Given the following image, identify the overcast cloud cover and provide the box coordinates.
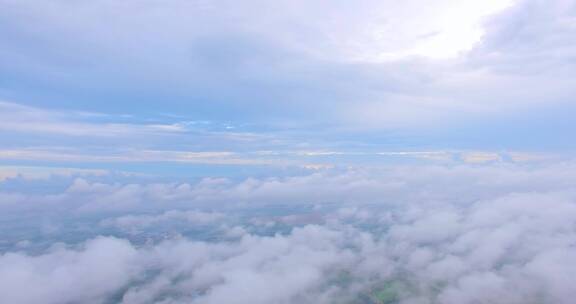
[2,0,576,303]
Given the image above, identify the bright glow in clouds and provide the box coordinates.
[377,0,517,60]
[410,0,517,58]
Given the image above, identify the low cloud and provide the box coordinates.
[100,210,225,233]
[1,163,576,303]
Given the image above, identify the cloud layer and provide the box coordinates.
[2,0,576,127]
[2,1,576,303]
[2,0,576,174]
[2,163,576,303]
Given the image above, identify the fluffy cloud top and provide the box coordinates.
[2,163,576,303]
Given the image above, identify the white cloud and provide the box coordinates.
[461,151,501,163]
[0,0,515,63]
[2,163,576,302]
[0,165,109,181]
[0,227,358,304]
[0,101,187,137]
[0,237,138,304]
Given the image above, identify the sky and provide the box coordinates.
[2,0,576,303]
[1,0,576,176]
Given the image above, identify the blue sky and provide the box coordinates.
[1,0,576,177]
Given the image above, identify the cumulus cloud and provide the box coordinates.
[0,237,138,304]
[2,163,576,303]
[3,162,576,214]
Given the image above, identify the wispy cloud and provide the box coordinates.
[0,101,187,137]
[0,165,110,181]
